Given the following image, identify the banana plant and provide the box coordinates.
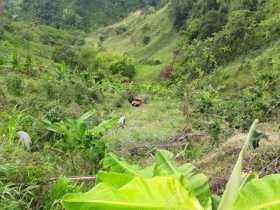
[43,111,117,170]
[64,150,211,210]
[64,176,204,210]
[63,120,280,210]
[43,111,96,149]
[218,120,258,210]
[43,111,117,147]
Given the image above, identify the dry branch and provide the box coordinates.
[49,176,96,182]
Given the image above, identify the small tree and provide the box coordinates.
[143,35,151,45]
[110,58,136,80]
[171,0,193,29]
[241,0,258,11]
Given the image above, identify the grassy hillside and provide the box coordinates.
[90,4,181,82]
[0,0,280,209]
[7,0,161,29]
[93,0,280,166]
[95,4,179,62]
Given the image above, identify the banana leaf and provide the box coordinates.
[233,174,280,210]
[102,153,154,177]
[91,117,117,138]
[63,176,204,210]
[95,171,134,189]
[218,120,258,210]
[154,150,211,209]
[154,150,178,176]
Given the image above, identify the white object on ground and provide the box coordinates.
[118,115,126,127]
[16,131,32,149]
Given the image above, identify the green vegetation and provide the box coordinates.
[7,0,161,30]
[0,0,280,209]
[64,121,280,210]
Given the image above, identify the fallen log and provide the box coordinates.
[129,132,206,155]
[49,176,96,182]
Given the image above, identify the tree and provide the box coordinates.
[197,10,227,40]
[170,0,193,29]
[240,0,258,11]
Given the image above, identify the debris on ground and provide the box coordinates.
[131,97,144,107]
[193,123,280,194]
[118,115,126,128]
[16,131,32,150]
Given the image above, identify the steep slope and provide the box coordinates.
[94,4,179,63]
[95,0,280,159]
[6,0,160,29]
[4,0,166,31]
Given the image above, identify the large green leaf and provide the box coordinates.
[218,120,258,210]
[91,117,117,138]
[101,150,211,209]
[102,153,155,177]
[239,172,258,191]
[178,163,195,177]
[233,174,280,210]
[189,174,212,210]
[154,150,179,176]
[63,176,204,210]
[154,150,211,209]
[102,153,144,176]
[95,171,134,189]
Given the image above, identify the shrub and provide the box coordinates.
[43,112,117,173]
[7,75,24,96]
[0,17,10,40]
[70,35,85,46]
[143,35,151,45]
[46,106,66,123]
[40,32,58,46]
[110,58,136,80]
[43,177,81,210]
[194,86,222,114]
[162,65,173,80]
[41,80,59,99]
[23,55,36,75]
[140,58,161,65]
[112,91,135,108]
[176,9,267,81]
[241,0,259,11]
[52,45,81,69]
[72,82,92,105]
[21,30,33,41]
[184,18,201,40]
[196,10,227,40]
[213,10,259,64]
[0,56,5,66]
[11,53,21,70]
[0,23,4,40]
[171,0,194,29]
[99,34,107,44]
[115,26,128,35]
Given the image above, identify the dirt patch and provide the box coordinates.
[194,123,280,194]
[113,127,209,162]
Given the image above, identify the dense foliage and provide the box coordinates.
[63,121,280,210]
[0,0,279,209]
[6,0,162,30]
[167,0,280,131]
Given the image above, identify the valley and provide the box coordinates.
[0,0,280,209]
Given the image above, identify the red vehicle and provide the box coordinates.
[131,97,144,107]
